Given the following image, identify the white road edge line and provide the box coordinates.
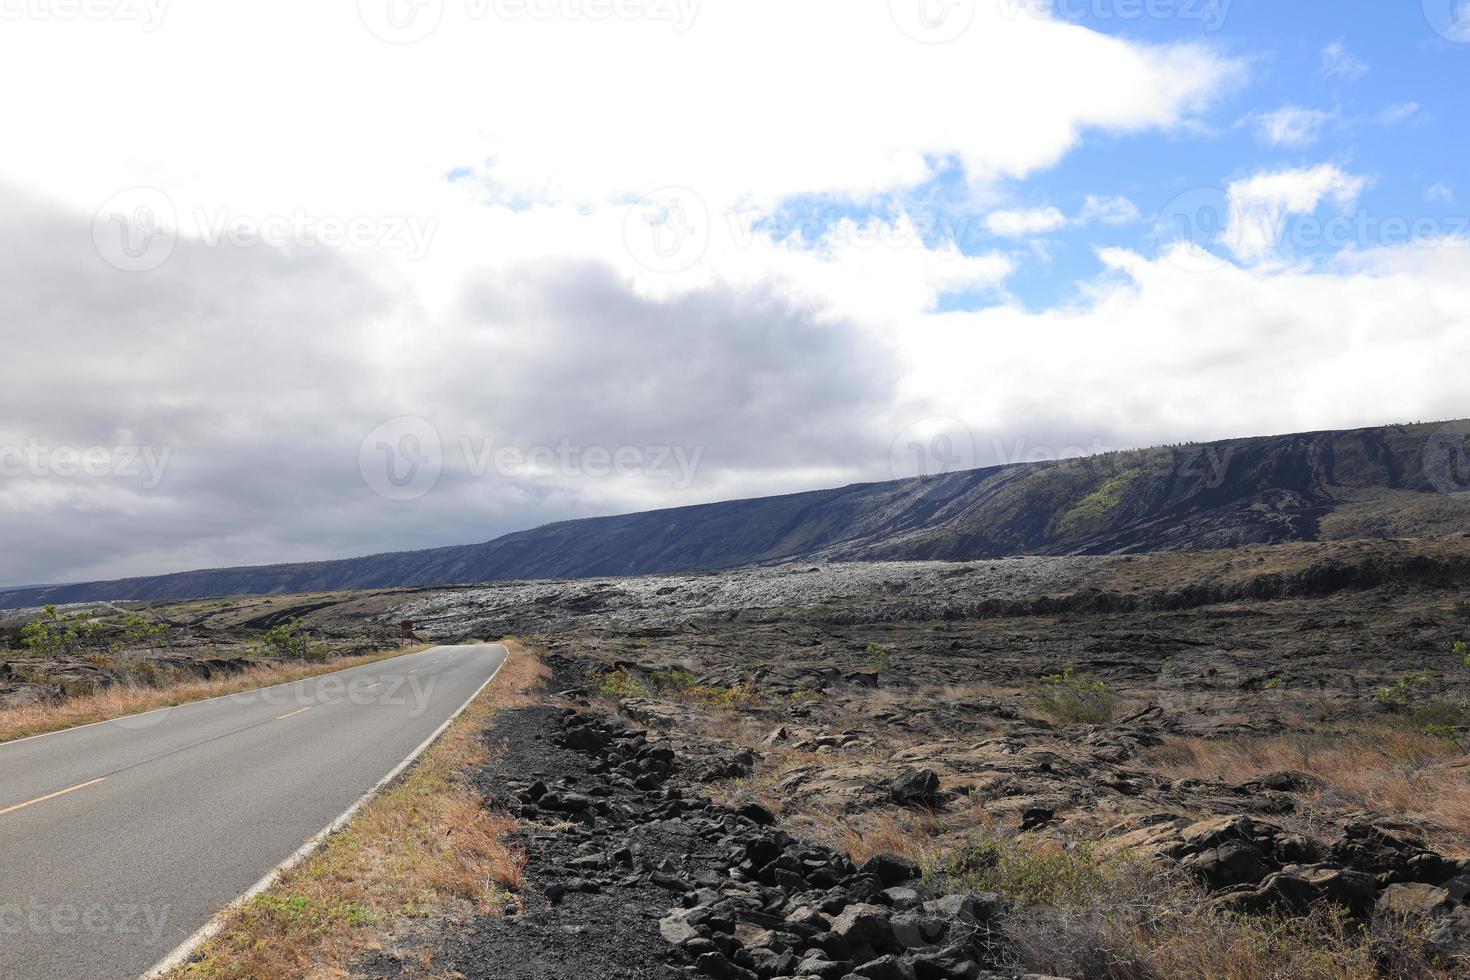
[137,643,509,980]
[0,644,441,751]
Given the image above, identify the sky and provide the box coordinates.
[0,0,1468,586]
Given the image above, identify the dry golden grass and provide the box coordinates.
[924,831,1460,978]
[1148,728,1470,850]
[825,807,948,867]
[171,641,550,980]
[1003,886,1454,980]
[0,646,431,745]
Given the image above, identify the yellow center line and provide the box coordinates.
[362,683,381,691]
[0,777,107,817]
[276,706,313,720]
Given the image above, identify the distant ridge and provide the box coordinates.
[2,420,1466,609]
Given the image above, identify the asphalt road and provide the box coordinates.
[0,642,508,980]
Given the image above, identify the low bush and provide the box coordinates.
[257,619,312,660]
[1033,668,1122,724]
[865,642,894,672]
[594,668,758,707]
[934,835,1118,907]
[1374,670,1436,711]
[121,612,171,653]
[20,605,101,659]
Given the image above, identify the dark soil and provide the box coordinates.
[358,696,706,979]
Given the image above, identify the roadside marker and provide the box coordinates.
[0,777,106,817]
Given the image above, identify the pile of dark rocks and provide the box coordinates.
[513,707,1051,980]
[1113,812,1470,955]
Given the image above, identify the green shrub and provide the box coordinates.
[20,605,99,659]
[1373,670,1436,711]
[257,619,312,660]
[595,671,656,699]
[121,612,171,653]
[1033,668,1121,724]
[594,668,757,707]
[935,836,1117,907]
[865,642,893,672]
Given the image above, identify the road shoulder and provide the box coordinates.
[159,640,546,979]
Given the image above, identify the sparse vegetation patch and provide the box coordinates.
[1032,667,1123,724]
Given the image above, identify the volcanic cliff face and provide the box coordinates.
[2,420,1464,607]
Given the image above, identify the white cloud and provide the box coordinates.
[1428,183,1456,204]
[1253,106,1332,147]
[1224,165,1367,262]
[1377,102,1423,126]
[902,240,1470,453]
[985,195,1140,238]
[1322,41,1368,80]
[1079,195,1142,226]
[986,206,1069,237]
[0,4,1242,226]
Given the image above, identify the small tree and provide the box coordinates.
[121,613,171,654]
[258,619,311,660]
[865,642,894,672]
[20,605,99,659]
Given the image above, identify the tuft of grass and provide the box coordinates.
[1002,883,1452,980]
[1032,668,1122,725]
[172,641,548,979]
[935,835,1119,907]
[593,668,760,707]
[1148,726,1470,849]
